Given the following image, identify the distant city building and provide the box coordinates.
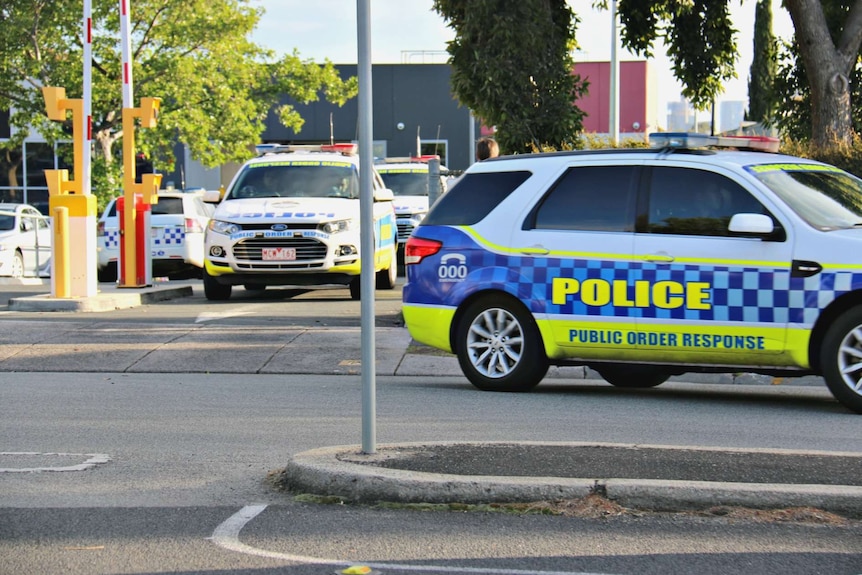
[719,100,746,133]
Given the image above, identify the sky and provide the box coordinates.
[249,0,795,115]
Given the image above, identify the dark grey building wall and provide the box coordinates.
[261,64,474,171]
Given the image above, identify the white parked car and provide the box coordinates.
[202,143,397,300]
[0,203,51,278]
[96,191,213,282]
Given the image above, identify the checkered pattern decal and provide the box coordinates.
[406,227,862,328]
[102,227,185,249]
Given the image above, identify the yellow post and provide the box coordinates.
[120,96,161,288]
[52,206,70,298]
[42,86,98,298]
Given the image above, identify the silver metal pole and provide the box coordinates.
[610,0,620,145]
[356,0,376,454]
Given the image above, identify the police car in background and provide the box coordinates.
[375,155,447,250]
[202,143,397,300]
[96,190,213,282]
[402,133,862,414]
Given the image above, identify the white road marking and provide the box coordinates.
[0,452,110,473]
[210,504,614,575]
[195,306,256,323]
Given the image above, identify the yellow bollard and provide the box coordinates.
[52,206,71,298]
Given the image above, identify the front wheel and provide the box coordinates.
[820,306,862,414]
[203,267,232,301]
[349,277,361,300]
[454,294,548,391]
[594,364,671,388]
[376,250,397,290]
[10,250,24,278]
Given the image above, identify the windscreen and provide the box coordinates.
[748,163,862,230]
[379,170,429,196]
[230,162,359,200]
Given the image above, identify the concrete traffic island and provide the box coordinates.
[278,441,862,518]
[7,283,192,312]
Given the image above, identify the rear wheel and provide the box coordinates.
[820,306,862,414]
[203,267,232,300]
[376,246,397,290]
[97,263,117,283]
[594,365,671,388]
[454,294,548,391]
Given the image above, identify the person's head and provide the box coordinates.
[476,137,499,161]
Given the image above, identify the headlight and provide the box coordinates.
[320,219,351,234]
[208,220,241,235]
[410,212,427,224]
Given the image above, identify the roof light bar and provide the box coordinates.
[255,143,359,156]
[648,132,780,153]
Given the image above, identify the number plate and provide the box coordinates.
[262,247,296,261]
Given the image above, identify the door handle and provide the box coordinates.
[643,253,675,263]
[520,245,550,255]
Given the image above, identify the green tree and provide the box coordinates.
[747,0,777,124]
[611,0,862,148]
[432,0,588,154]
[0,0,357,206]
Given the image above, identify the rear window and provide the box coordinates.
[421,171,531,226]
[152,197,184,215]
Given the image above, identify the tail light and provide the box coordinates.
[184,217,203,233]
[404,236,442,265]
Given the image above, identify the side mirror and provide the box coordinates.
[729,213,774,235]
[202,189,222,204]
[374,187,394,202]
[20,219,34,232]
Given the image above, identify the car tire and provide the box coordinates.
[454,294,548,392]
[349,277,361,300]
[203,267,232,301]
[10,250,24,278]
[376,247,397,290]
[97,263,117,283]
[594,364,671,388]
[819,306,862,414]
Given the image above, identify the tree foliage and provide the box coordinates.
[609,0,862,148]
[432,0,588,154]
[747,0,777,124]
[0,0,357,205]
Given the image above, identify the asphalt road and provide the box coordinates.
[1,280,861,574]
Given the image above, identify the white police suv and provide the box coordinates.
[375,155,447,248]
[202,143,397,300]
[402,133,862,414]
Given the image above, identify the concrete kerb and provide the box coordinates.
[280,441,862,518]
[7,284,193,312]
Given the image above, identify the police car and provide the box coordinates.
[375,155,447,248]
[402,133,862,414]
[96,191,213,282]
[202,143,397,300]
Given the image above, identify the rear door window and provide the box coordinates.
[422,171,531,226]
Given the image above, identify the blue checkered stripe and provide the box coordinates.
[469,249,862,327]
[153,227,185,246]
[104,230,119,249]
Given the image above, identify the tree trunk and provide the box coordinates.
[784,0,862,148]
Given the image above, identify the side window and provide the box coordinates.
[530,165,637,232]
[422,171,531,226]
[646,167,766,237]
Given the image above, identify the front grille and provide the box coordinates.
[232,237,327,261]
[238,223,318,231]
[397,222,415,242]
